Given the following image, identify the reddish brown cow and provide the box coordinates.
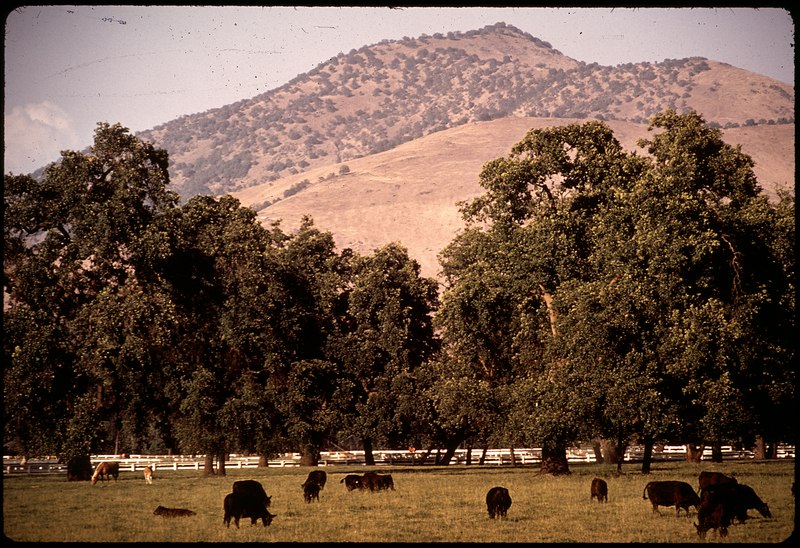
[643,481,700,516]
[591,478,608,503]
[698,470,737,490]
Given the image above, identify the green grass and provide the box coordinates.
[3,460,795,542]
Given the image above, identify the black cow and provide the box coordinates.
[698,470,737,490]
[233,480,272,508]
[224,480,275,528]
[591,478,608,503]
[303,480,321,503]
[341,474,363,491]
[303,470,327,491]
[700,483,771,523]
[642,481,700,516]
[378,474,395,491]
[486,486,512,519]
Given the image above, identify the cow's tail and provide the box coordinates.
[643,482,652,500]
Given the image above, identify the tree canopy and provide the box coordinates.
[4,113,794,476]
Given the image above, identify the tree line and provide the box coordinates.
[3,111,794,477]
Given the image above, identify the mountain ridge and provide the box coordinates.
[136,22,794,200]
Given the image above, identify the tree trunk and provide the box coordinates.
[685,443,705,463]
[510,447,517,467]
[217,452,226,476]
[440,433,468,466]
[113,428,120,456]
[540,440,570,475]
[465,444,473,465]
[203,454,215,475]
[479,445,488,465]
[362,438,375,466]
[711,440,723,463]
[753,435,767,459]
[614,435,627,474]
[258,454,268,467]
[641,436,654,474]
[592,440,604,464]
[300,444,320,466]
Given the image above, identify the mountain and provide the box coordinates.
[135,22,795,279]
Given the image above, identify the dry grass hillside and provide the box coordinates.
[230,117,794,279]
[138,22,794,202]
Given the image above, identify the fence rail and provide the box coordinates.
[3,445,794,476]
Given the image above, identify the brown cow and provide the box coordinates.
[591,478,608,503]
[698,470,737,490]
[341,474,363,491]
[143,466,154,484]
[486,486,512,519]
[362,471,394,492]
[642,480,700,516]
[91,461,120,485]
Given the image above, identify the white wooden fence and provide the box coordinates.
[3,445,793,475]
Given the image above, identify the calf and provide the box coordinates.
[143,466,154,485]
[643,480,700,516]
[303,480,321,503]
[486,486,512,519]
[154,505,196,517]
[698,470,737,490]
[341,474,363,491]
[591,478,608,503]
[303,469,327,490]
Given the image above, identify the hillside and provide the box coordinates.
[229,118,795,279]
[137,22,794,201]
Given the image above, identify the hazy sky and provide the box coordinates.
[4,6,795,174]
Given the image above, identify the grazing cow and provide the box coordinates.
[361,471,394,492]
[706,483,771,522]
[694,496,731,539]
[154,506,196,517]
[486,486,512,519]
[303,470,327,491]
[341,474,363,491]
[143,466,154,484]
[303,480,321,503]
[591,478,608,503]
[224,480,275,528]
[698,470,737,490]
[642,481,700,516]
[91,461,120,485]
[378,474,395,491]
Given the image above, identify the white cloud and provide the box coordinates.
[3,102,85,175]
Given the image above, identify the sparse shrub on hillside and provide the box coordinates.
[284,178,311,198]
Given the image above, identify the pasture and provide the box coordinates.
[3,460,794,543]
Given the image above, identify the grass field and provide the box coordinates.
[3,460,795,543]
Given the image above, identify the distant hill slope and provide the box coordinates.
[137,22,794,201]
[229,117,795,279]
